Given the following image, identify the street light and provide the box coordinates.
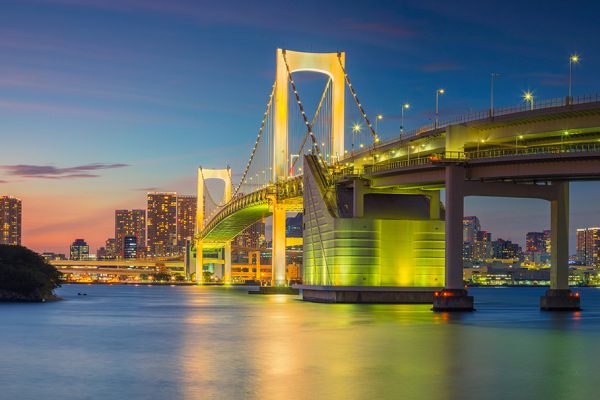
[435,89,445,129]
[562,130,569,150]
[352,123,362,155]
[515,134,524,151]
[569,54,580,102]
[375,114,383,136]
[490,73,500,117]
[523,91,534,110]
[400,103,410,137]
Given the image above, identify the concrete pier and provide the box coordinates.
[540,289,581,311]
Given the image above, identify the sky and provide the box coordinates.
[1,0,600,254]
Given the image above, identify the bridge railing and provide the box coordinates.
[373,93,600,149]
[466,142,600,160]
[361,142,600,175]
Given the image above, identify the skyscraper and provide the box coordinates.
[576,227,600,265]
[526,232,545,253]
[473,230,492,261]
[0,196,22,245]
[115,209,146,258]
[147,192,177,257]
[177,195,197,249]
[463,216,480,261]
[123,236,138,259]
[70,239,89,260]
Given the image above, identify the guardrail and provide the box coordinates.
[362,142,600,175]
[373,93,600,149]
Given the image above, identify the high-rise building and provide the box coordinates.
[177,195,197,249]
[526,232,545,254]
[473,230,492,261]
[463,216,481,243]
[233,219,266,249]
[576,227,600,265]
[147,192,177,257]
[491,238,521,259]
[70,239,89,260]
[123,236,138,259]
[462,216,480,261]
[115,209,146,259]
[543,229,551,255]
[0,196,22,245]
[286,213,303,238]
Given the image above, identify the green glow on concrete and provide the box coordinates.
[304,218,445,287]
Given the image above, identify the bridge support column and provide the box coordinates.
[541,181,580,311]
[272,202,287,286]
[224,241,232,285]
[433,165,474,311]
[428,190,441,220]
[195,240,203,285]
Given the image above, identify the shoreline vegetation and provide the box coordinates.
[0,245,62,302]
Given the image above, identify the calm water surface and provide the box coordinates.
[1,285,600,400]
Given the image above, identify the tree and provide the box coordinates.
[0,245,62,301]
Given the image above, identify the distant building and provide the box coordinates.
[40,252,67,261]
[473,230,492,261]
[123,236,138,259]
[462,216,480,261]
[233,219,266,249]
[104,238,117,259]
[576,227,600,265]
[70,239,89,260]
[491,238,521,259]
[115,209,146,258]
[177,195,197,250]
[0,196,22,245]
[543,229,551,255]
[147,192,177,257]
[525,231,548,264]
[286,213,303,238]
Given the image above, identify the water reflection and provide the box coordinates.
[1,285,599,399]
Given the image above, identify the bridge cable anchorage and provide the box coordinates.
[290,77,332,173]
[281,50,328,168]
[305,173,333,285]
[336,52,378,143]
[232,81,276,199]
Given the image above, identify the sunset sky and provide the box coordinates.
[2,0,600,254]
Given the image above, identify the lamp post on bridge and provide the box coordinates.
[515,135,524,153]
[435,89,445,129]
[490,73,500,117]
[400,103,410,139]
[375,114,383,137]
[568,54,580,104]
[523,91,534,111]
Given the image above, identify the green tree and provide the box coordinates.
[0,245,62,300]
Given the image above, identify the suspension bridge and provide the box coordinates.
[194,48,600,311]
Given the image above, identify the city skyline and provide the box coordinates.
[2,0,600,253]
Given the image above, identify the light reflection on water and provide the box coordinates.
[1,285,599,399]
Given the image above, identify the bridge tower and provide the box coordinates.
[195,167,232,284]
[271,49,346,286]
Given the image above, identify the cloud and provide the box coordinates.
[134,187,161,192]
[0,163,129,179]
